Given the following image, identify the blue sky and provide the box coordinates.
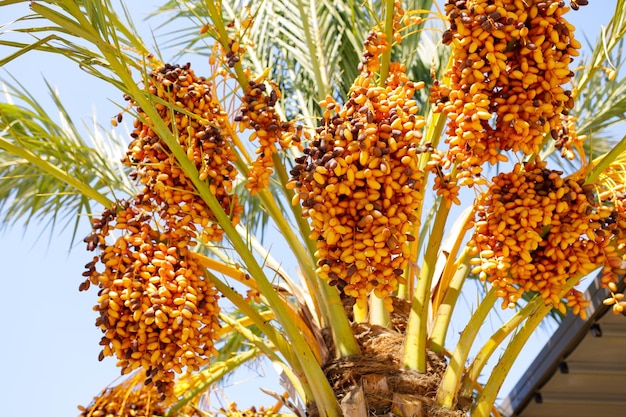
[0,2,620,416]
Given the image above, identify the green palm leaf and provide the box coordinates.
[152,0,441,120]
[574,1,626,143]
[0,77,132,239]
[544,0,626,173]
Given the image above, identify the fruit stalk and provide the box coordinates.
[404,200,451,372]
[472,278,578,417]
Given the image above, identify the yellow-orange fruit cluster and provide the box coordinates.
[554,115,587,160]
[596,175,626,313]
[81,63,243,399]
[78,373,203,417]
[603,279,626,315]
[82,204,221,400]
[358,29,389,74]
[211,402,280,417]
[78,375,166,417]
[124,62,242,243]
[235,78,299,194]
[433,0,583,190]
[469,161,610,315]
[289,62,426,309]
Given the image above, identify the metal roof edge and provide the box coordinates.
[499,273,620,416]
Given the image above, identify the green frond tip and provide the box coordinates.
[586,133,626,185]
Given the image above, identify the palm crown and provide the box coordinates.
[1,1,626,416]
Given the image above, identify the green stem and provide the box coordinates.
[472,279,578,417]
[272,152,296,203]
[260,168,360,357]
[400,111,448,298]
[0,136,113,208]
[369,293,391,327]
[208,272,303,377]
[220,313,307,401]
[460,293,545,399]
[403,202,451,372]
[123,79,341,416]
[586,133,626,184]
[436,287,498,410]
[397,261,416,300]
[268,153,318,281]
[203,0,250,90]
[378,0,395,85]
[471,310,549,417]
[353,302,368,323]
[194,167,341,416]
[238,222,360,358]
[259,188,317,283]
[429,247,472,353]
[289,161,360,356]
[165,347,260,417]
[321,279,362,356]
[420,87,450,166]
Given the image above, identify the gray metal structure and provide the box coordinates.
[500,276,626,417]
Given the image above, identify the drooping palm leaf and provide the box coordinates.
[542,0,626,173]
[0,77,132,239]
[573,0,626,143]
[0,0,180,240]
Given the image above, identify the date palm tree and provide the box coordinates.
[2,1,626,416]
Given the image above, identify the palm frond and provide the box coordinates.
[541,0,626,173]
[573,0,626,145]
[0,77,132,238]
[150,0,440,123]
[220,0,340,120]
[574,41,626,143]
[146,1,209,59]
[1,0,159,96]
[234,179,270,241]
